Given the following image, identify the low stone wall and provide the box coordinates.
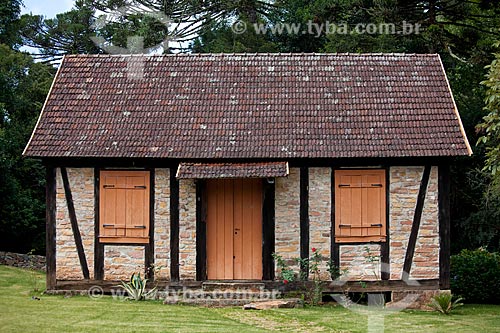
[0,251,46,271]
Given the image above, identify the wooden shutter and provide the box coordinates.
[335,169,386,243]
[99,171,150,244]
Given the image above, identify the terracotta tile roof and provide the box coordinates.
[23,53,471,159]
[176,162,289,179]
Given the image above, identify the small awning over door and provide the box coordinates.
[176,162,289,179]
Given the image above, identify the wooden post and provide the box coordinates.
[169,169,180,281]
[330,168,340,271]
[196,180,207,281]
[45,166,57,290]
[145,169,155,280]
[402,165,431,279]
[60,167,90,280]
[380,167,390,280]
[262,179,275,280]
[94,168,104,280]
[439,164,451,289]
[300,167,309,279]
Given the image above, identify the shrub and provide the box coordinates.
[450,248,500,303]
[428,293,463,315]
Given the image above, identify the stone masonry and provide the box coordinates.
[275,168,301,274]
[308,168,332,280]
[390,166,439,280]
[178,179,197,280]
[154,169,170,280]
[56,168,95,280]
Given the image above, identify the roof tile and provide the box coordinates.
[24,53,470,159]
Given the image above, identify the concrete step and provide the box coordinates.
[202,281,266,292]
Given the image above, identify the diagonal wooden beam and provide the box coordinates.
[61,167,90,280]
[402,165,431,280]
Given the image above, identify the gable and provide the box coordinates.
[23,53,471,159]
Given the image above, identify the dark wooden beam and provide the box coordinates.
[196,180,207,281]
[330,168,340,272]
[45,167,57,290]
[402,165,431,279]
[169,168,180,281]
[380,166,390,280]
[94,168,104,280]
[145,169,155,280]
[439,164,451,289]
[262,179,275,280]
[60,167,90,280]
[300,167,309,278]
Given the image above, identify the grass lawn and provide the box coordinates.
[0,265,499,332]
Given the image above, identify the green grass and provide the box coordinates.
[1,265,499,332]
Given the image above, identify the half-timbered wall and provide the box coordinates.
[56,168,95,280]
[390,166,439,280]
[55,168,171,281]
[53,165,440,283]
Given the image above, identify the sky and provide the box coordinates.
[21,0,74,18]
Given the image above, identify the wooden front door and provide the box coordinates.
[206,178,263,280]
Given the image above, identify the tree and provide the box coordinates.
[477,46,500,175]
[0,45,55,253]
[0,0,22,48]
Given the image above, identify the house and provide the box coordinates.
[23,53,471,299]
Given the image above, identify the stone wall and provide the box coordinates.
[104,246,144,280]
[308,168,332,279]
[339,244,381,281]
[178,179,197,280]
[55,168,95,280]
[154,169,170,280]
[0,252,46,271]
[390,166,439,280]
[275,168,301,273]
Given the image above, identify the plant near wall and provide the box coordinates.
[272,252,296,284]
[273,249,346,305]
[428,293,464,315]
[119,272,157,301]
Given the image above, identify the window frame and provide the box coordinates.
[98,170,151,244]
[334,168,387,243]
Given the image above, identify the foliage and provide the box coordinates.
[450,248,500,304]
[428,293,464,315]
[477,46,500,175]
[273,249,345,305]
[453,170,500,252]
[0,44,55,254]
[119,272,157,301]
[0,0,22,48]
[272,252,295,283]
